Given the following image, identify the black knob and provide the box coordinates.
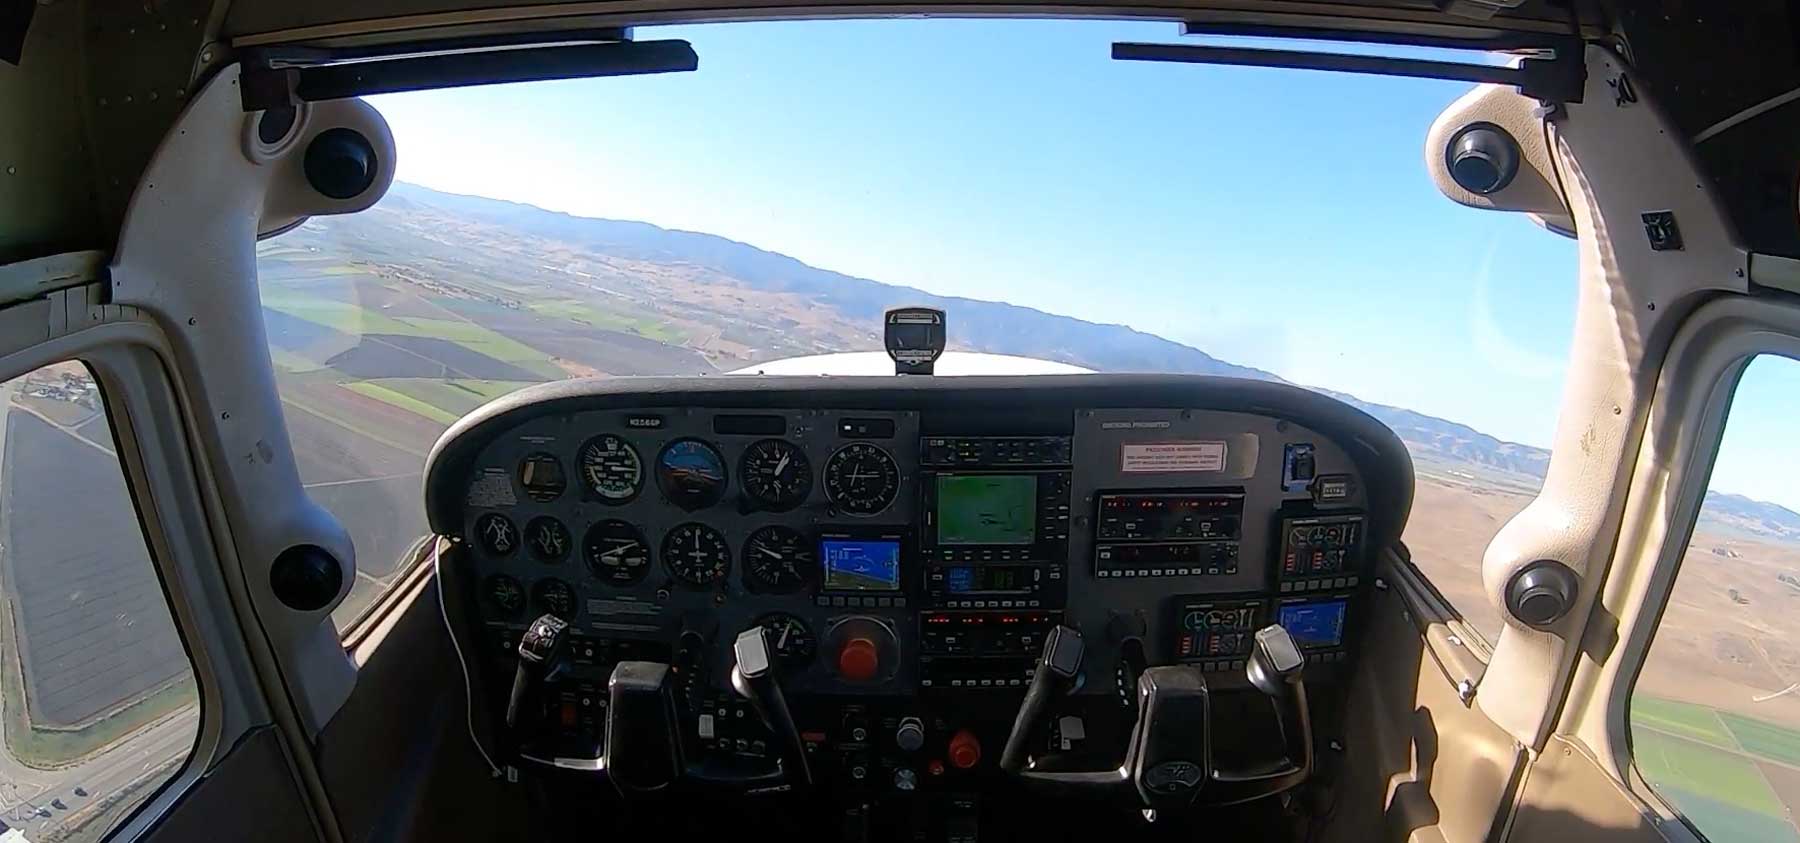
[1447,124,1519,195]
[895,717,926,753]
[1507,561,1578,628]
[269,544,343,611]
[303,127,378,200]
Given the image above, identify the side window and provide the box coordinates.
[1634,355,1800,843]
[0,363,199,842]
[257,217,567,631]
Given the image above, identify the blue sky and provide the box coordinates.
[369,19,1580,449]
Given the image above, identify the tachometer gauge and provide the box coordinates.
[739,439,813,511]
[525,516,571,563]
[752,613,817,672]
[532,578,576,619]
[742,525,816,592]
[578,434,642,503]
[824,442,901,516]
[656,439,728,510]
[584,520,651,586]
[662,523,731,586]
[486,574,525,616]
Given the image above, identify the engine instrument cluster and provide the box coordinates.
[423,375,1410,809]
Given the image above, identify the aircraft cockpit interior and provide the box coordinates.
[5,3,1800,843]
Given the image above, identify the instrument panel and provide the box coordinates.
[424,375,1412,787]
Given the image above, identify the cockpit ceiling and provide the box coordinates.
[221,0,1596,45]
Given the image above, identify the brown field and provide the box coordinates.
[1404,467,1800,728]
[1402,473,1534,642]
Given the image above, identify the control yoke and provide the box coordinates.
[604,626,812,797]
[1001,624,1312,811]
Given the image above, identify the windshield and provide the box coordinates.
[256,19,1577,636]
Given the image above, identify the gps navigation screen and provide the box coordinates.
[937,475,1037,545]
[822,539,902,590]
[1277,600,1348,649]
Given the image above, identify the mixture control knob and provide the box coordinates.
[895,717,926,752]
[838,637,880,682]
[948,729,982,770]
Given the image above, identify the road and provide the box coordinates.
[0,705,199,839]
[0,380,200,840]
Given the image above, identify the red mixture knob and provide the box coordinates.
[948,729,982,769]
[838,636,880,681]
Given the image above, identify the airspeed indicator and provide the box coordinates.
[579,435,642,503]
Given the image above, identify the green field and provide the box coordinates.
[348,378,533,422]
[1632,697,1800,843]
[1725,712,1800,768]
[1655,786,1800,843]
[344,382,461,425]
[529,299,686,343]
[270,348,326,374]
[263,284,567,380]
[1634,697,1741,750]
[260,288,420,335]
[1635,728,1788,818]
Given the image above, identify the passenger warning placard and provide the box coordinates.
[1120,442,1227,473]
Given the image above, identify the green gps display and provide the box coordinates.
[936,475,1037,545]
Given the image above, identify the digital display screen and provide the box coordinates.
[945,565,1031,594]
[937,475,1037,545]
[1278,600,1348,649]
[1175,599,1263,659]
[822,539,902,591]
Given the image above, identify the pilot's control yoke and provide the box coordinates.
[1000,624,1313,813]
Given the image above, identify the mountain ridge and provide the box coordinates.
[360,182,1798,536]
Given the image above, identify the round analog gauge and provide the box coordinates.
[656,439,728,510]
[518,452,567,502]
[739,439,813,511]
[742,525,816,592]
[525,516,571,563]
[532,578,576,619]
[578,434,642,503]
[752,613,818,672]
[486,574,525,616]
[823,442,901,516]
[584,519,651,586]
[473,513,519,557]
[662,523,731,586]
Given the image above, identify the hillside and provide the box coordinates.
[269,181,1796,539]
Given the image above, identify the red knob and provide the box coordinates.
[838,637,880,681]
[948,729,981,769]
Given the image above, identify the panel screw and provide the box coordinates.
[187,317,197,326]
[200,48,214,62]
